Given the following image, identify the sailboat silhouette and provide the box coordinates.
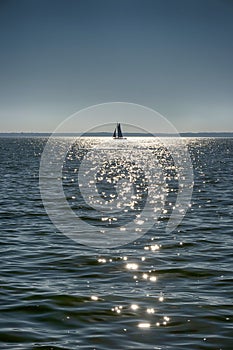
[113,123,126,139]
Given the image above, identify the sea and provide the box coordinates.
[0,136,232,350]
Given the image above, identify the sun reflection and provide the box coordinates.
[63,138,180,334]
[138,322,151,329]
[144,244,160,251]
[112,305,123,314]
[131,304,139,311]
[150,244,160,251]
[146,308,155,314]
[149,276,157,282]
[142,273,148,280]
[126,263,138,270]
[159,293,164,302]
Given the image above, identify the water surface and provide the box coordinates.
[0,137,232,349]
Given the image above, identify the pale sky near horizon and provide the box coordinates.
[0,0,233,133]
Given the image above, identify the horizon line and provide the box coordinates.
[1,131,233,136]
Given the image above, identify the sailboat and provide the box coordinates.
[113,123,126,139]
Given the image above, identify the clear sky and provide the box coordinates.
[0,0,233,133]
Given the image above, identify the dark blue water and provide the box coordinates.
[0,137,232,349]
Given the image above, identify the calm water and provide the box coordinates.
[0,137,232,350]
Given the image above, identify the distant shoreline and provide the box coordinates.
[1,132,233,138]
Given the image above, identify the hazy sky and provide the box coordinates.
[0,0,233,132]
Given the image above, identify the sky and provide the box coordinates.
[0,0,233,133]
